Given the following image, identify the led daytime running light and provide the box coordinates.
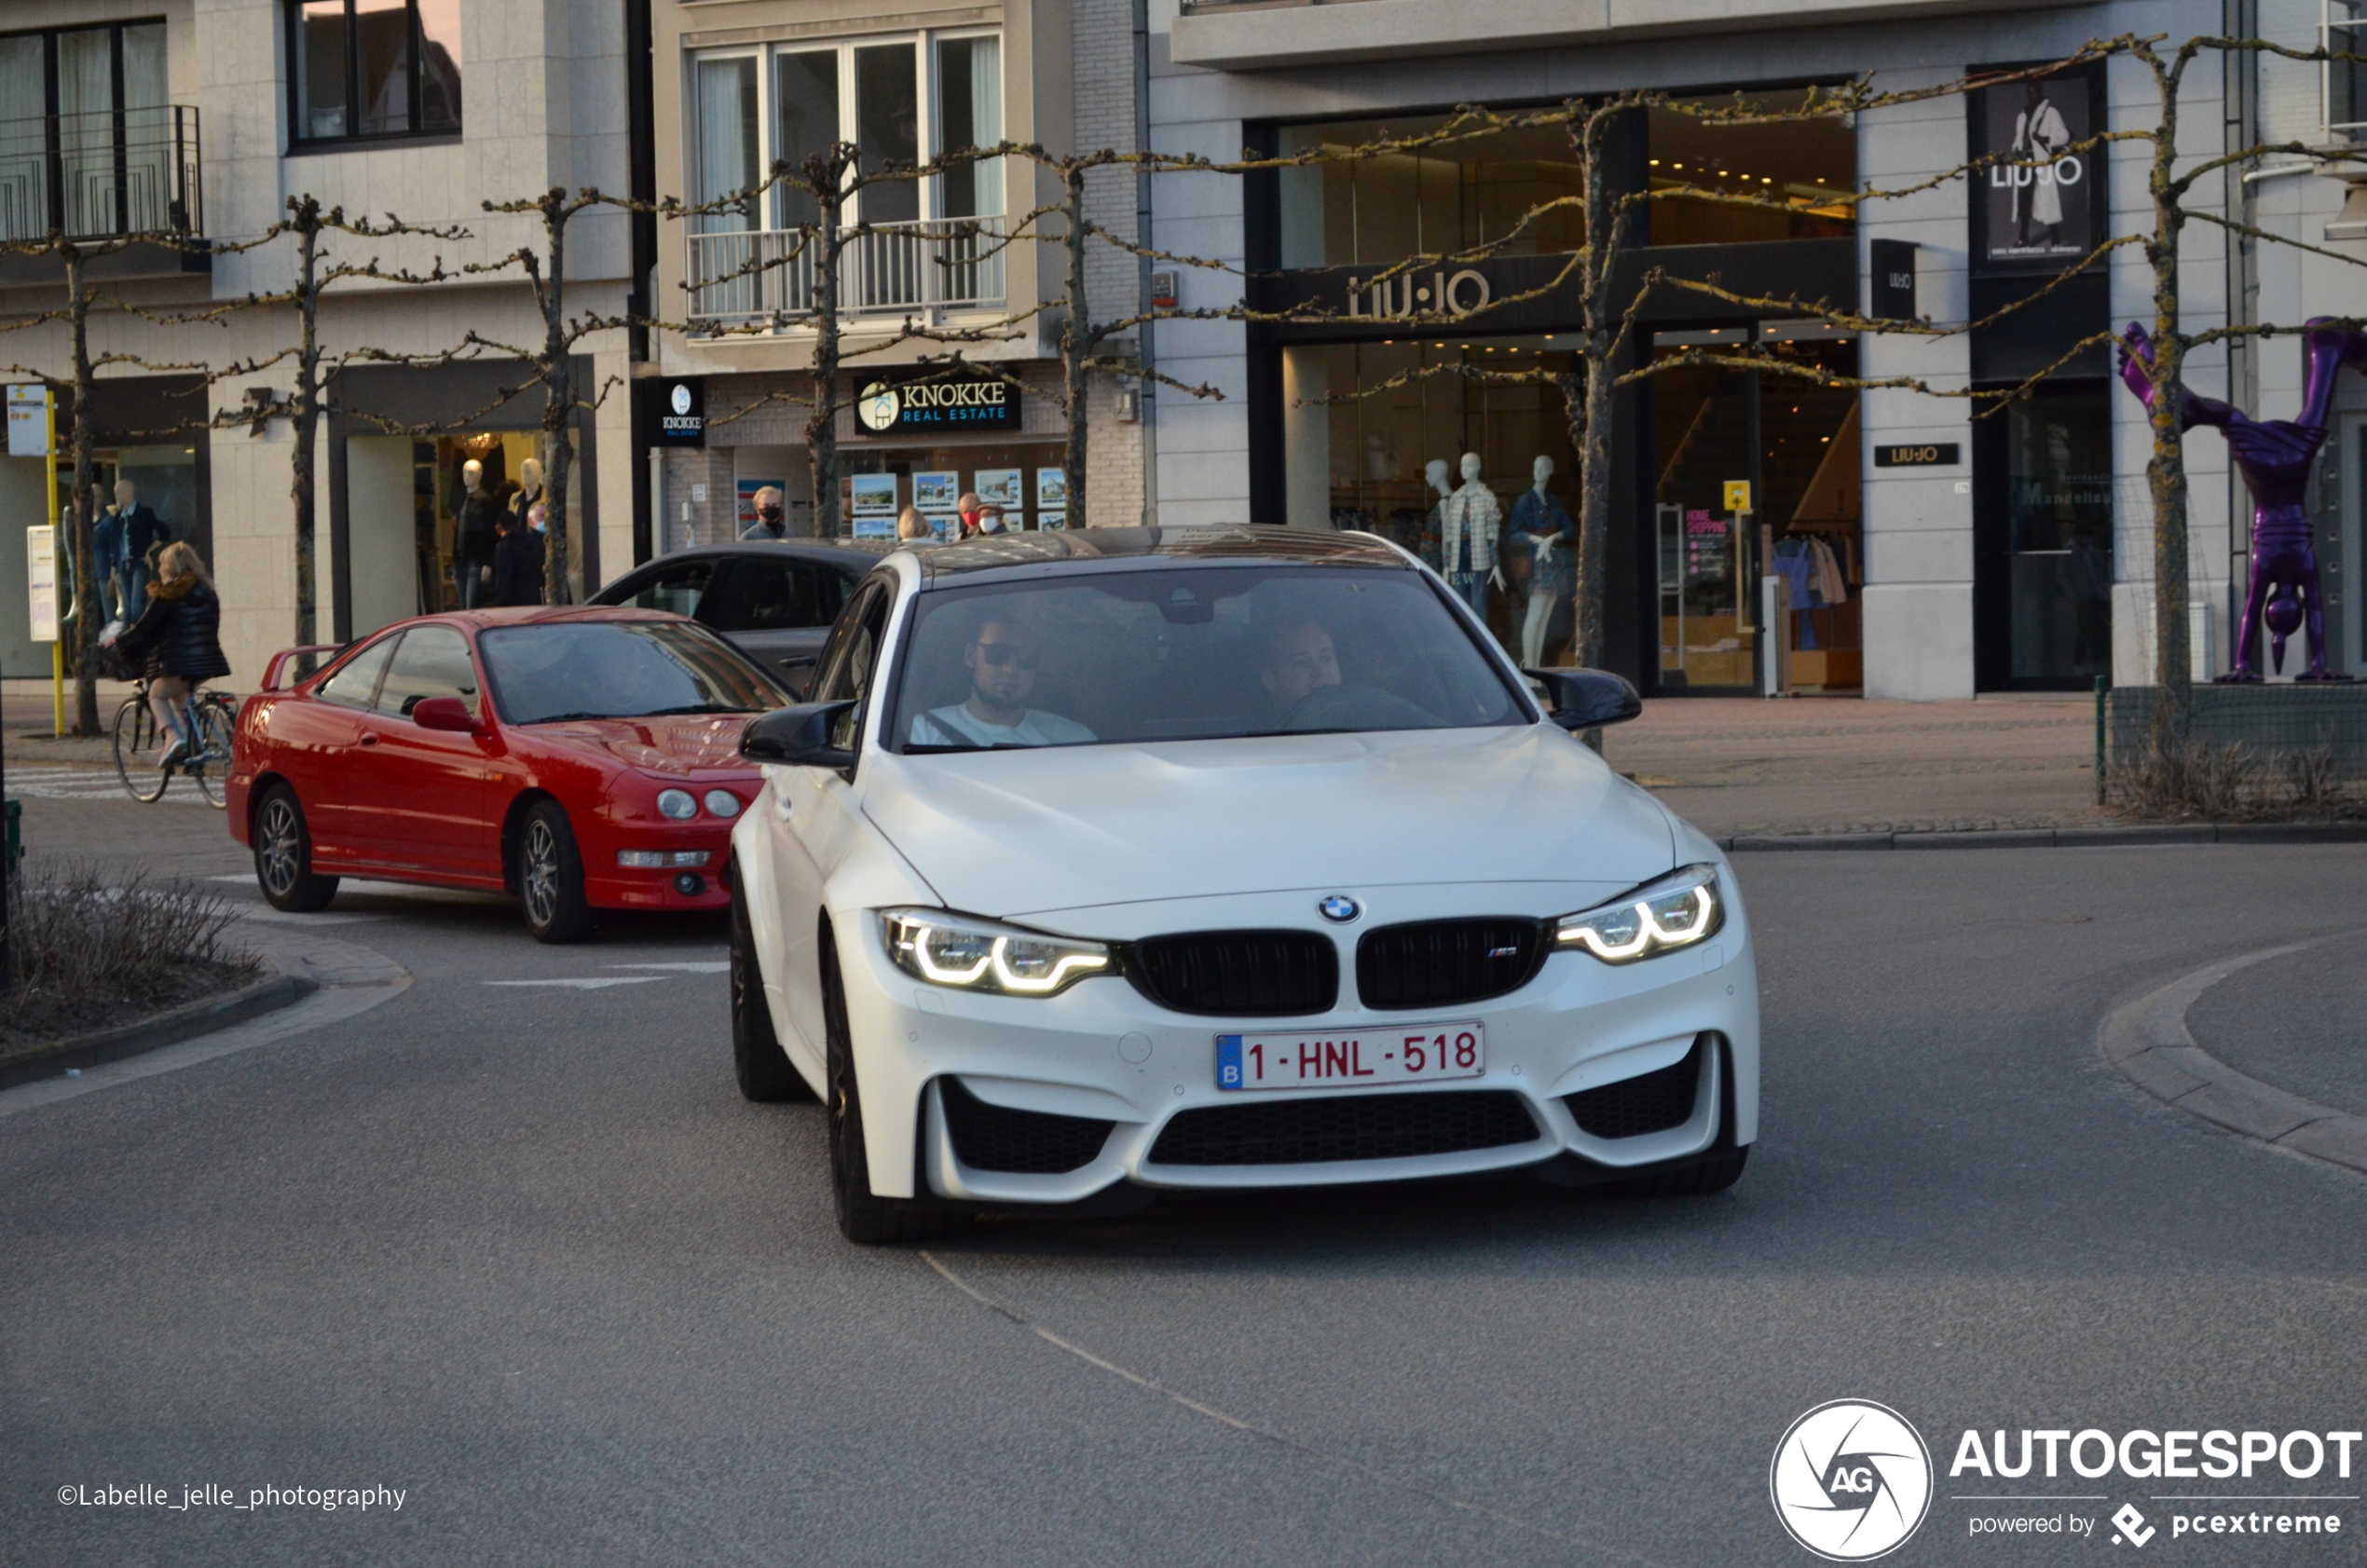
[882,908,1111,998]
[1555,868,1722,963]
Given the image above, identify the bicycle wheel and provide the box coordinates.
[186,700,235,809]
[112,695,170,803]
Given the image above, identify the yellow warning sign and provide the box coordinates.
[1723,480,1753,513]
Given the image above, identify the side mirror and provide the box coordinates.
[1526,667,1642,731]
[741,701,857,769]
[411,696,483,734]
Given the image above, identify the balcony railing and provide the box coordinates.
[0,105,202,243]
[686,216,1007,326]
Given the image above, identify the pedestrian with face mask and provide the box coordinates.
[740,486,789,540]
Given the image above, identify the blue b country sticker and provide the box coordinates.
[1215,1035,1244,1088]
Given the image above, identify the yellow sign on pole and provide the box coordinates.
[1723,480,1753,513]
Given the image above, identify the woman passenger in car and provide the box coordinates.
[908,615,1096,748]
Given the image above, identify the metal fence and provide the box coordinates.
[2100,682,2367,783]
[0,105,201,242]
[685,217,1007,325]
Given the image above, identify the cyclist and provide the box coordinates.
[105,541,230,769]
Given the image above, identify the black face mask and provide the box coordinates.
[759,507,783,525]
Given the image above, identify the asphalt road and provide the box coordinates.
[4,796,2366,1566]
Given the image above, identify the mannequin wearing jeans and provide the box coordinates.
[1506,455,1576,667]
[1439,453,1503,632]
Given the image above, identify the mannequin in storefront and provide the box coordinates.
[508,457,544,533]
[458,458,499,609]
[1439,452,1504,631]
[1506,455,1576,668]
[1417,459,1453,571]
[115,478,169,621]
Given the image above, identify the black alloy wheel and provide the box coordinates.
[822,935,964,1245]
[253,784,339,912]
[732,866,814,1102]
[518,800,595,944]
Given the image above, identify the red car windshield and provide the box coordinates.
[478,620,790,725]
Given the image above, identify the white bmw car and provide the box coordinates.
[727,527,1758,1242]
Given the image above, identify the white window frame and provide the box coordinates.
[686,30,1003,229]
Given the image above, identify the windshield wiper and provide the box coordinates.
[523,711,619,724]
[642,703,755,716]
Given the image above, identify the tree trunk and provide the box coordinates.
[1061,165,1091,526]
[2144,62,2193,753]
[540,195,575,605]
[67,245,99,737]
[1564,103,1625,675]
[807,172,845,540]
[291,206,322,661]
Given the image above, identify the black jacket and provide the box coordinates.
[116,573,230,682]
[458,491,501,565]
[119,502,170,559]
[492,527,546,607]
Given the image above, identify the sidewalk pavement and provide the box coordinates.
[6,687,2107,852]
[1599,694,2103,839]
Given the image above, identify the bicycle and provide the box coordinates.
[112,676,237,808]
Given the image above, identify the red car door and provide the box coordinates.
[348,625,499,879]
[272,633,399,866]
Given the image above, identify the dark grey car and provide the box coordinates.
[587,541,887,695]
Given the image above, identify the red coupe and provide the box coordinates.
[226,607,793,942]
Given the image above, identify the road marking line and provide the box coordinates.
[484,977,667,989]
[608,961,730,974]
[915,1250,1661,1563]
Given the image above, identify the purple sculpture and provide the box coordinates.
[2116,319,2358,681]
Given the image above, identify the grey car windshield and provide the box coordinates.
[887,566,1527,753]
[480,620,790,724]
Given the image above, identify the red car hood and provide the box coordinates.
[526,714,756,776]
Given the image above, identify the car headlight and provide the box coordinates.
[881,907,1111,997]
[1555,865,1723,963]
[704,789,742,818]
[656,788,698,820]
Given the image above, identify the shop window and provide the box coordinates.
[1646,89,1853,247]
[1285,335,1581,658]
[1273,115,1588,271]
[1650,326,1861,692]
[288,0,460,146]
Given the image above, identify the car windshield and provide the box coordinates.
[884,565,1526,753]
[479,620,791,725]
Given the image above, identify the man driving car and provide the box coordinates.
[1260,620,1343,715]
[909,616,1096,747]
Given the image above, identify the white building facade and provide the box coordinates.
[1133,0,2367,697]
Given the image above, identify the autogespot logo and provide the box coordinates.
[1772,1399,1935,1561]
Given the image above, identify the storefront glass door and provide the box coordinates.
[1652,338,1755,689]
[1974,381,2112,687]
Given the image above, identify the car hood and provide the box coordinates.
[861,725,1679,920]
[525,714,756,776]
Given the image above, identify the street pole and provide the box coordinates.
[46,391,60,737]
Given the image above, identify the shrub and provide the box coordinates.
[1,862,260,1048]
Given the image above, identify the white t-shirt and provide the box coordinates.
[909,704,1096,748]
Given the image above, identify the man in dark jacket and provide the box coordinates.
[492,506,546,607]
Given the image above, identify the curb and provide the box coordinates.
[1722,822,2367,852]
[2099,932,2367,1179]
[0,972,316,1092]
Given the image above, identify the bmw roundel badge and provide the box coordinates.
[1318,894,1361,924]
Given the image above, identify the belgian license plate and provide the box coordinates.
[1215,1022,1485,1092]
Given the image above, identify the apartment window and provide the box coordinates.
[689,34,1001,232]
[288,0,460,145]
[0,21,193,239]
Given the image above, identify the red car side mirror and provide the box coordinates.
[412,697,482,734]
